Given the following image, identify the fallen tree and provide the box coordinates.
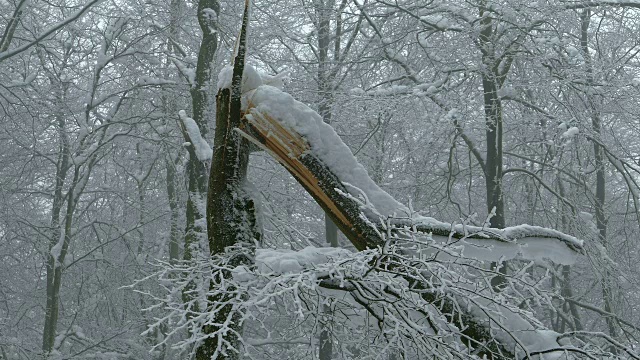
[211,68,590,358]
[238,84,582,255]
[140,63,636,358]
[165,3,598,356]
[98,0,637,357]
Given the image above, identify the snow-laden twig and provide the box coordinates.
[134,217,635,359]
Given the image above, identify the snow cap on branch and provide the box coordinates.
[179,110,212,161]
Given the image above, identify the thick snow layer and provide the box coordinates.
[246,85,408,218]
[255,246,351,274]
[241,82,582,264]
[411,215,582,253]
[429,235,579,265]
[217,64,286,92]
[179,110,212,161]
[464,289,572,359]
[50,228,65,269]
[561,126,579,138]
[479,302,567,359]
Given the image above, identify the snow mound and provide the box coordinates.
[179,110,212,161]
[256,246,351,274]
[217,64,286,92]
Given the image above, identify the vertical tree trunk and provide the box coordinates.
[316,3,337,358]
[166,159,180,263]
[182,0,219,313]
[579,9,618,342]
[42,82,70,354]
[315,0,339,251]
[196,3,257,358]
[183,0,219,258]
[556,177,583,332]
[43,167,81,354]
[165,0,183,265]
[478,4,506,290]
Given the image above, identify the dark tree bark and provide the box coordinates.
[183,0,219,264]
[196,2,258,359]
[579,8,618,343]
[181,0,219,321]
[478,2,509,290]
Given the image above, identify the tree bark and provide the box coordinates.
[42,81,71,353]
[478,3,507,290]
[165,0,183,266]
[579,8,618,342]
[245,103,584,357]
[183,0,219,259]
[182,0,219,315]
[315,4,338,357]
[196,3,257,359]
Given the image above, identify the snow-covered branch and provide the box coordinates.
[0,0,103,62]
[138,233,630,359]
[179,110,212,161]
[237,80,583,260]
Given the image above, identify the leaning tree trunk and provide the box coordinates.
[0,0,26,53]
[240,100,582,359]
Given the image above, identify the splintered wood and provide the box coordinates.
[235,97,582,254]
[239,106,353,234]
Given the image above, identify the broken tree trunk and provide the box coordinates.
[239,91,582,250]
[234,83,583,359]
[197,2,257,359]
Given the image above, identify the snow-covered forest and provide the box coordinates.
[2,0,640,358]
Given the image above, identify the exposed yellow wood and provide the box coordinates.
[243,108,353,230]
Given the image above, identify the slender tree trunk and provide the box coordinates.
[42,83,70,354]
[579,9,618,342]
[158,6,184,354]
[166,158,180,263]
[315,0,339,251]
[43,167,80,353]
[165,0,183,265]
[0,0,27,52]
[556,177,583,332]
[183,0,219,259]
[316,3,337,358]
[182,0,219,313]
[478,4,507,290]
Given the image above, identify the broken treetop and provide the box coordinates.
[219,65,583,264]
